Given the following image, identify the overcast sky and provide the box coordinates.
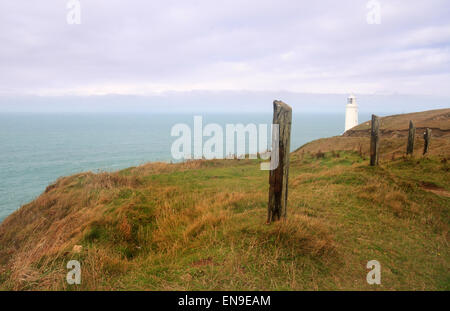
[0,0,449,112]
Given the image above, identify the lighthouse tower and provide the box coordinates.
[345,94,358,132]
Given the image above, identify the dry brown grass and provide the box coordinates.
[346,108,450,134]
[0,109,448,290]
[296,108,450,161]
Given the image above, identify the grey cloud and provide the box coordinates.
[0,0,449,105]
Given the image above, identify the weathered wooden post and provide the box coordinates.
[406,120,415,155]
[423,128,431,155]
[268,100,292,223]
[370,114,380,166]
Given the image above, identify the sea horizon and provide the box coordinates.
[0,111,376,221]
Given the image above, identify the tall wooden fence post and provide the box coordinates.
[406,120,415,155]
[423,128,431,155]
[268,100,292,223]
[370,114,380,166]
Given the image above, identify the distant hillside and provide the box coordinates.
[297,108,450,161]
[0,109,448,290]
[345,108,450,136]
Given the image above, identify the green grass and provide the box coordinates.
[0,152,448,290]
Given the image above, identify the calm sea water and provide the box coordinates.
[0,112,371,221]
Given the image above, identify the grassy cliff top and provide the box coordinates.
[348,108,450,133]
[299,108,450,161]
[0,109,449,290]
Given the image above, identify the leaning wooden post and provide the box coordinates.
[406,120,416,155]
[423,128,431,155]
[267,100,292,223]
[370,114,380,166]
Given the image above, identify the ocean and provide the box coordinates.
[0,112,372,221]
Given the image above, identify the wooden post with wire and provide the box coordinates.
[370,114,380,166]
[423,128,431,155]
[406,120,415,156]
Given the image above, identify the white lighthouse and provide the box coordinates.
[345,94,358,132]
